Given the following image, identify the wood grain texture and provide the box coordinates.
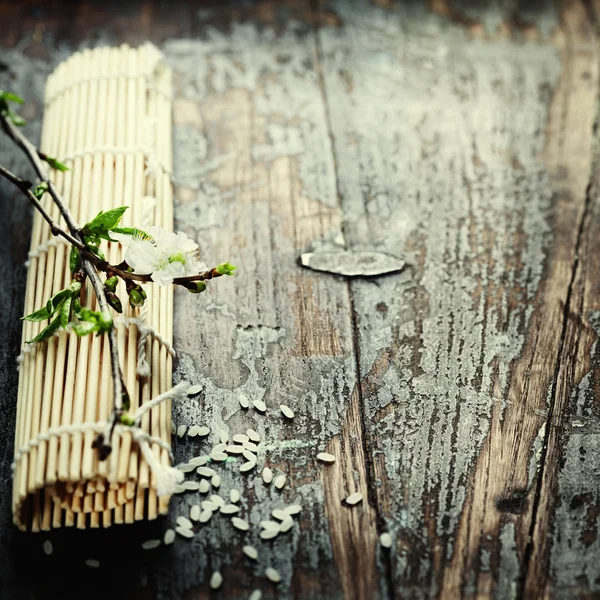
[316,0,599,598]
[0,0,599,598]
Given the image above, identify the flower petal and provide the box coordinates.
[126,241,159,274]
[152,262,185,286]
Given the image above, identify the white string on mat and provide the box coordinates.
[45,78,172,106]
[16,316,176,366]
[25,237,69,267]
[12,382,191,496]
[59,145,172,176]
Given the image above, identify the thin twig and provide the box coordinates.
[0,165,85,250]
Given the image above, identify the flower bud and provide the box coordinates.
[104,276,118,292]
[128,287,147,308]
[106,290,123,313]
[187,281,206,294]
[120,413,136,426]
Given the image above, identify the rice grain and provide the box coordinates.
[232,517,250,531]
[265,567,281,583]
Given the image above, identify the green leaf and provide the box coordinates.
[0,91,24,104]
[60,296,72,329]
[84,207,128,237]
[86,243,105,261]
[73,308,113,337]
[8,109,26,127]
[26,315,61,344]
[72,297,82,319]
[46,288,70,316]
[70,247,81,273]
[111,226,150,240]
[44,156,69,172]
[72,320,97,337]
[32,182,49,200]
[215,262,237,276]
[21,304,51,322]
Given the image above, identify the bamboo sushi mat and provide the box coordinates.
[12,44,175,531]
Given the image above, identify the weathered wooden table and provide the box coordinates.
[1,1,599,598]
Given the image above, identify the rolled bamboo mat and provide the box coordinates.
[12,43,176,531]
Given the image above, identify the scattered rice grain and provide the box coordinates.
[231,517,250,531]
[265,567,281,583]
[210,571,223,590]
[199,479,210,494]
[202,500,218,511]
[345,492,363,506]
[230,489,241,503]
[279,517,294,533]
[210,494,225,507]
[190,505,201,521]
[226,445,245,454]
[197,467,216,477]
[253,400,267,412]
[176,516,193,529]
[187,425,201,437]
[219,431,229,444]
[211,474,221,488]
[239,393,250,408]
[246,429,260,442]
[274,475,286,489]
[380,532,393,548]
[220,504,240,514]
[261,520,280,530]
[262,468,273,484]
[280,404,294,419]
[85,559,100,568]
[317,452,336,464]
[189,456,208,467]
[187,384,202,395]
[199,510,212,523]
[242,449,257,463]
[233,434,249,443]
[212,443,227,453]
[249,591,262,600]
[197,426,210,437]
[43,540,53,555]
[243,441,259,452]
[181,481,200,491]
[243,545,259,560]
[260,529,279,540]
[176,462,196,473]
[176,425,187,438]
[164,529,176,545]
[141,539,161,550]
[210,451,228,462]
[240,461,256,473]
[272,509,288,521]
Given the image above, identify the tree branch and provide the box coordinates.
[0,165,85,250]
[1,114,127,451]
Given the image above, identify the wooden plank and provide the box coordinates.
[316,0,599,597]
[155,13,380,597]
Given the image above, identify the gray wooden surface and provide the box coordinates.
[1,1,600,598]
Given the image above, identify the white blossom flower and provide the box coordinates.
[113,226,207,286]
